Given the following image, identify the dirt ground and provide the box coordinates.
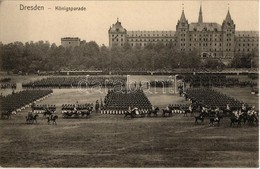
[0,75,259,167]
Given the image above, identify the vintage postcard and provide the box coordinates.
[0,0,259,167]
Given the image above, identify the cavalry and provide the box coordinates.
[192,103,258,127]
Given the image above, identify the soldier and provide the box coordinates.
[95,100,99,113]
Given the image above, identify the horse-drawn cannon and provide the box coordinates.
[61,109,92,118]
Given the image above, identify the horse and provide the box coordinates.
[247,110,258,126]
[209,115,223,126]
[26,114,39,124]
[230,116,242,127]
[162,109,172,117]
[47,115,58,125]
[147,107,159,117]
[230,110,244,127]
[194,113,205,124]
[183,107,194,117]
[80,110,91,118]
[62,110,75,118]
[61,110,79,118]
[124,110,135,119]
[1,111,12,119]
[43,108,53,117]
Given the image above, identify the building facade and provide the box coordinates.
[61,37,81,48]
[108,6,259,60]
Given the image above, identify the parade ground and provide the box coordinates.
[0,75,258,167]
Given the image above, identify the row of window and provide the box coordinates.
[129,43,175,47]
[111,34,124,37]
[123,40,259,49]
[238,43,258,47]
[188,38,222,41]
[189,33,222,37]
[237,48,255,52]
[111,38,124,42]
[127,38,175,42]
[237,38,258,42]
[127,34,174,37]
[189,43,222,47]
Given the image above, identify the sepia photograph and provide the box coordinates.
[0,0,259,167]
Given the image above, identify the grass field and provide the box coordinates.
[0,75,259,167]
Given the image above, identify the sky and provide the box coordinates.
[0,0,259,46]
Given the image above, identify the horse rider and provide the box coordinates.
[214,111,219,121]
[31,102,36,112]
[225,104,231,115]
[128,106,132,113]
[214,106,220,120]
[241,104,247,114]
[189,104,192,113]
[202,106,207,113]
[28,111,33,119]
[132,107,139,115]
[166,105,170,111]
[248,106,255,116]
[151,105,155,111]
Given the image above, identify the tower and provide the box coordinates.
[108,18,127,49]
[198,5,203,24]
[176,6,189,52]
[222,8,236,59]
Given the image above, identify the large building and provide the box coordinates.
[108,6,259,60]
[61,37,81,48]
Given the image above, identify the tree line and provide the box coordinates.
[0,41,258,74]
